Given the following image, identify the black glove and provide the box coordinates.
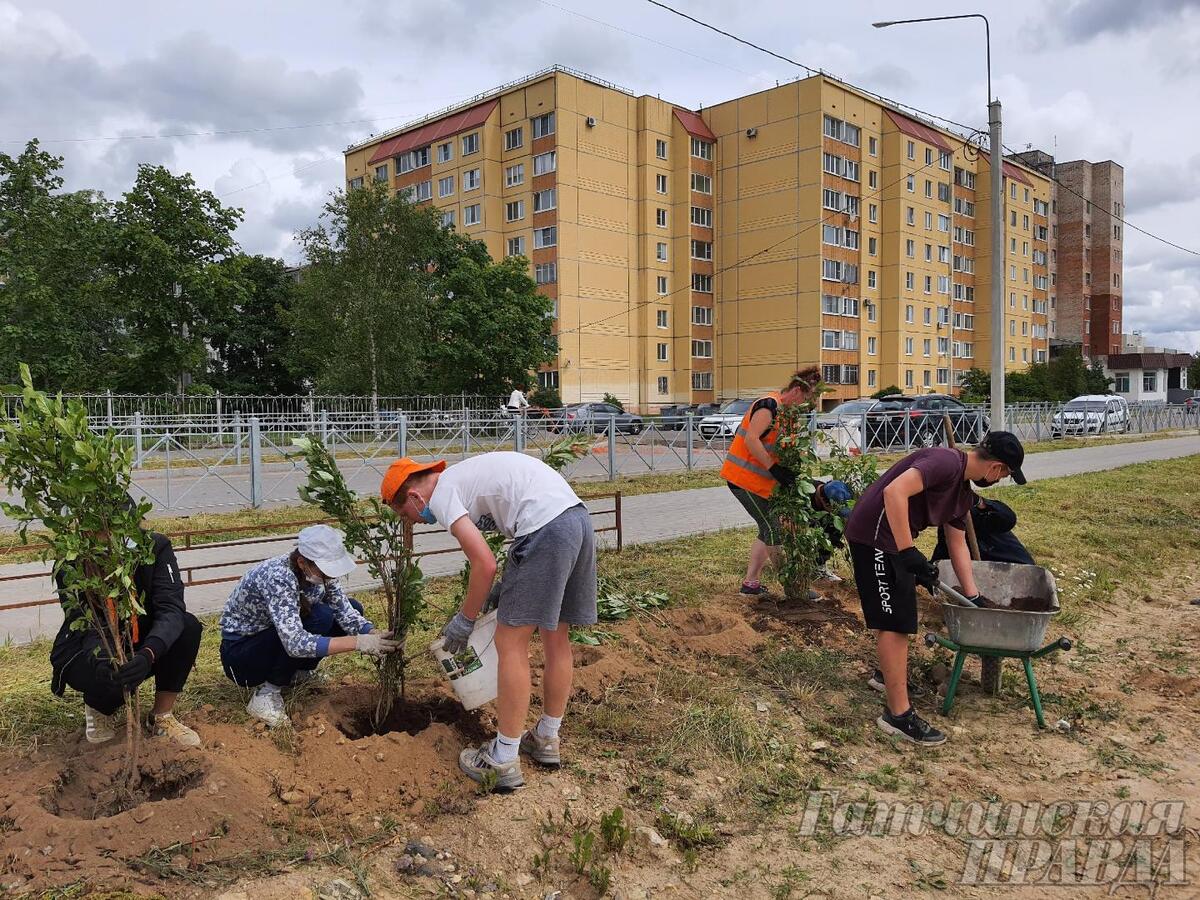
[769,464,797,488]
[896,547,939,593]
[114,648,153,689]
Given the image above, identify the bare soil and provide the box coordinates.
[0,572,1197,898]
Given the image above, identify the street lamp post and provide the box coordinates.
[873,14,1005,430]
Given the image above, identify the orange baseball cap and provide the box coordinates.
[380,457,446,504]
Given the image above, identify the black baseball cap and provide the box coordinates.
[979,431,1026,484]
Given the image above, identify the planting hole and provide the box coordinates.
[672,610,731,637]
[336,697,490,742]
[42,755,206,820]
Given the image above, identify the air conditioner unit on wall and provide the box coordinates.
[585,116,597,128]
[746,127,758,138]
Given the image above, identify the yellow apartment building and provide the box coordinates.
[344,65,1051,411]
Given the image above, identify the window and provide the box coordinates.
[1023,215,1030,231]
[822,259,857,283]
[463,168,481,191]
[397,146,430,173]
[374,164,388,182]
[532,112,555,139]
[505,164,525,187]
[692,306,713,325]
[906,206,915,226]
[504,127,523,151]
[954,167,975,189]
[657,309,669,328]
[937,275,950,294]
[657,276,668,295]
[438,175,455,198]
[905,337,914,356]
[656,139,668,160]
[868,136,878,156]
[923,306,932,325]
[534,188,556,212]
[462,133,479,155]
[868,270,877,289]
[1143,371,1157,392]
[925,243,932,262]
[1009,320,1016,336]
[1114,373,1130,393]
[657,376,669,395]
[656,174,668,194]
[938,307,950,326]
[656,208,668,228]
[938,336,950,353]
[691,240,713,260]
[440,209,455,228]
[953,256,974,274]
[938,214,950,232]
[869,170,878,189]
[437,142,453,164]
[938,182,951,203]
[925,179,933,198]
[907,140,915,160]
[535,262,557,284]
[924,275,932,294]
[347,176,364,190]
[656,242,668,262]
[1011,210,1018,227]
[938,245,950,263]
[906,239,915,258]
[905,272,915,290]
[868,237,877,256]
[464,203,481,226]
[1010,182,1017,200]
[907,174,915,193]
[823,115,860,146]
[411,180,432,202]
[825,189,842,211]
[690,173,712,194]
[692,273,713,293]
[506,200,524,222]
[692,372,713,390]
[538,370,559,389]
[905,304,914,323]
[939,152,952,171]
[842,330,859,350]
[1022,321,1028,336]
[823,364,841,384]
[691,340,713,358]
[506,236,525,257]
[868,336,877,355]
[923,370,932,388]
[534,226,557,248]
[691,206,713,227]
[923,148,933,166]
[925,211,933,230]
[869,203,878,223]
[923,339,932,357]
[954,197,975,217]
[953,284,975,302]
[533,151,556,175]
[691,137,713,159]
[821,330,841,350]
[865,368,876,387]
[657,342,669,361]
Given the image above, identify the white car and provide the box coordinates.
[1051,395,1129,437]
[698,399,753,439]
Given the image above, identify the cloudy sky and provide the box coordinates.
[2,0,1198,350]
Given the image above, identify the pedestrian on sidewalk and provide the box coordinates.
[506,387,530,414]
[49,499,204,747]
[382,451,597,792]
[718,367,824,598]
[843,432,1027,746]
[218,524,398,728]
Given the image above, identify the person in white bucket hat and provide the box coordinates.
[218,524,399,727]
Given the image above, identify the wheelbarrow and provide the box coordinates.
[924,560,1072,728]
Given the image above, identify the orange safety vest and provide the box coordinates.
[720,392,782,499]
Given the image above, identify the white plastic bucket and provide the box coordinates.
[429,610,499,710]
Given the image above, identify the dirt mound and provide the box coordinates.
[659,607,764,656]
[570,644,645,700]
[1136,669,1200,700]
[42,748,207,819]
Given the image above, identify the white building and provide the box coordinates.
[1104,352,1191,403]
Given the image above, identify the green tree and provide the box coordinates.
[290,184,448,395]
[957,369,991,403]
[207,255,302,394]
[107,165,246,393]
[0,141,122,389]
[1189,353,1200,394]
[871,384,902,399]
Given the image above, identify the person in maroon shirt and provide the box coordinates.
[844,432,1026,745]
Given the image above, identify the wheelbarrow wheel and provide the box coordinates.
[980,656,1002,696]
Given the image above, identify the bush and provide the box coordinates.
[534,385,562,409]
[601,392,625,411]
[871,385,902,399]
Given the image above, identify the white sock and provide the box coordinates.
[535,714,563,740]
[490,732,521,764]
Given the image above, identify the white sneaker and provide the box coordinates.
[150,712,202,748]
[247,685,289,728]
[818,566,843,583]
[84,704,118,743]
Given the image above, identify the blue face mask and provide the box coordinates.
[418,504,437,525]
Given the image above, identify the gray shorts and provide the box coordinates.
[497,504,598,630]
[728,483,782,546]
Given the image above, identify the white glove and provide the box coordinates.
[356,630,400,658]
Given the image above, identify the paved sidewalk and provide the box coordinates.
[2,434,1196,644]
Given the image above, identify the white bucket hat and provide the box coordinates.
[297,524,356,579]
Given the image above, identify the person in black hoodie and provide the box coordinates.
[932,494,1034,566]
[49,500,203,747]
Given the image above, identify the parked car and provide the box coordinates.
[557,402,645,435]
[698,399,754,439]
[832,394,989,449]
[1050,395,1129,437]
[656,403,720,429]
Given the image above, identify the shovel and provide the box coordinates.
[936,580,980,608]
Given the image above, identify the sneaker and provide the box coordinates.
[877,708,947,746]
[149,712,201,748]
[84,704,117,744]
[520,730,561,769]
[817,566,843,583]
[867,669,927,697]
[740,581,767,596]
[458,743,525,792]
[247,685,289,728]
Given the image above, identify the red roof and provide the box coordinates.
[884,109,951,153]
[673,108,716,142]
[367,99,499,165]
[977,151,1034,185]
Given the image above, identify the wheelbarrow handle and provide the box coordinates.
[937,580,979,608]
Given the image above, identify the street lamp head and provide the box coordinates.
[871,21,895,28]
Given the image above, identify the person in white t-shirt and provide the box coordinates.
[506,388,530,413]
[382,451,597,791]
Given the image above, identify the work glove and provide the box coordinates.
[356,630,400,658]
[896,547,939,593]
[440,612,477,655]
[114,648,153,689]
[769,463,797,489]
[481,583,502,616]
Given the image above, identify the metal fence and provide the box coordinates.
[1,403,1196,518]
